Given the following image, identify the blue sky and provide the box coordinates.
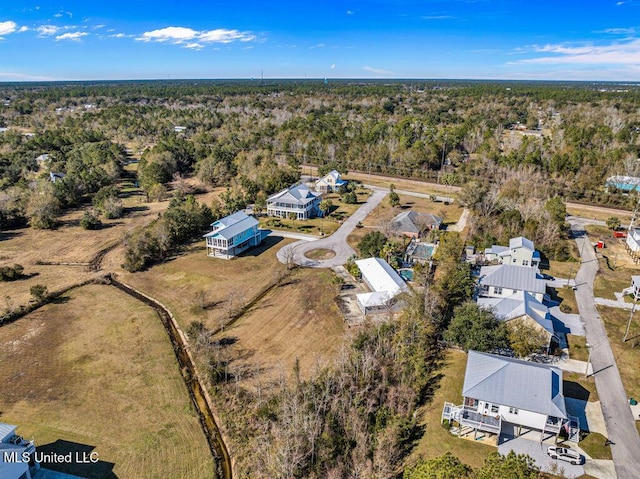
[1,1,640,81]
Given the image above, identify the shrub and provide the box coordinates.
[0,264,24,281]
[80,211,102,230]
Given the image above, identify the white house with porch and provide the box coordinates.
[0,423,39,479]
[442,351,579,443]
[204,211,267,259]
[484,236,540,268]
[355,257,409,314]
[315,170,347,193]
[478,264,548,302]
[267,184,322,220]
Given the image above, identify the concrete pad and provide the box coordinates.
[497,434,584,478]
[549,306,585,335]
[583,459,617,479]
[585,401,608,437]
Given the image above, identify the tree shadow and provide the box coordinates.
[37,439,118,478]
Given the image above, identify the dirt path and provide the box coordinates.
[107,276,233,479]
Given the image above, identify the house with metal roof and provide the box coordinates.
[315,170,347,193]
[355,257,409,314]
[204,211,268,259]
[391,210,442,239]
[267,184,322,220]
[478,290,556,349]
[478,264,547,302]
[442,351,579,442]
[0,423,39,479]
[484,236,540,268]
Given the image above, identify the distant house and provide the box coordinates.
[204,211,268,259]
[391,211,442,239]
[484,236,540,268]
[35,154,49,163]
[442,351,579,442]
[0,423,39,479]
[626,229,640,254]
[173,125,187,133]
[267,184,322,220]
[478,264,547,302]
[355,257,409,314]
[315,170,347,193]
[404,240,437,265]
[478,290,555,349]
[49,171,65,183]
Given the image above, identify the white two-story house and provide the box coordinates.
[442,351,579,443]
[204,211,267,259]
[267,184,322,220]
[478,264,547,302]
[484,236,540,268]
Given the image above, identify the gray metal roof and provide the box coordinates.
[479,264,547,294]
[0,423,16,441]
[391,211,442,235]
[463,351,567,418]
[478,291,554,334]
[509,236,535,251]
[203,212,258,240]
[484,245,509,255]
[268,184,321,204]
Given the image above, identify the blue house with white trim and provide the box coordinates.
[204,212,268,259]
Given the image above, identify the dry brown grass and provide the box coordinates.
[0,284,213,478]
[567,204,632,224]
[213,267,347,386]
[119,237,294,332]
[407,349,495,470]
[343,171,456,197]
[598,305,640,401]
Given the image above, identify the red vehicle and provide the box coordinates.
[613,231,627,238]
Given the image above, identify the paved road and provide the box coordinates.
[569,218,640,479]
[276,188,388,268]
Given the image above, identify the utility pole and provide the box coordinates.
[624,301,636,342]
[585,343,591,378]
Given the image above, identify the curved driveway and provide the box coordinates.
[570,217,640,478]
[276,188,387,268]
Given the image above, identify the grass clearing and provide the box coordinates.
[597,306,640,401]
[546,259,580,280]
[305,248,336,260]
[213,267,347,386]
[579,432,613,460]
[568,334,590,362]
[408,349,494,470]
[567,204,632,224]
[120,236,293,333]
[343,171,456,197]
[0,284,212,479]
[563,371,598,403]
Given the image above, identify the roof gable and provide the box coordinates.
[509,236,535,251]
[463,351,566,418]
[479,264,546,294]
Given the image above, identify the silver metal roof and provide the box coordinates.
[463,351,567,419]
[0,423,17,441]
[478,291,554,334]
[203,212,258,240]
[479,264,547,294]
[268,183,321,204]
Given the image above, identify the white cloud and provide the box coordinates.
[37,25,60,36]
[56,31,88,41]
[53,13,63,18]
[138,26,256,46]
[330,64,336,69]
[0,71,56,81]
[346,10,354,15]
[600,27,637,35]
[18,26,29,33]
[421,15,455,20]
[516,38,640,65]
[0,21,17,36]
[363,65,393,75]
[110,33,126,38]
[184,42,204,50]
[310,43,325,49]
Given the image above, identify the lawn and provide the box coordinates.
[343,171,456,197]
[0,284,213,479]
[119,236,294,333]
[407,349,495,470]
[212,267,347,386]
[567,334,590,362]
[566,204,632,224]
[546,260,580,280]
[597,305,640,401]
[579,432,613,460]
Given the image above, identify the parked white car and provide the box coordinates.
[547,446,582,465]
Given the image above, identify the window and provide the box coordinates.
[494,287,503,295]
[512,258,517,263]
[491,404,499,413]
[509,407,519,415]
[523,260,529,266]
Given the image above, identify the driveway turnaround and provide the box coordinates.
[569,218,640,478]
[276,187,388,268]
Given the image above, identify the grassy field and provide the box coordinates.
[567,204,632,224]
[598,306,640,401]
[567,334,590,362]
[0,284,213,479]
[579,432,613,460]
[212,267,347,386]
[120,237,293,332]
[343,171,456,197]
[407,349,495,470]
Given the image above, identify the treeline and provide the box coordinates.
[122,192,212,271]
